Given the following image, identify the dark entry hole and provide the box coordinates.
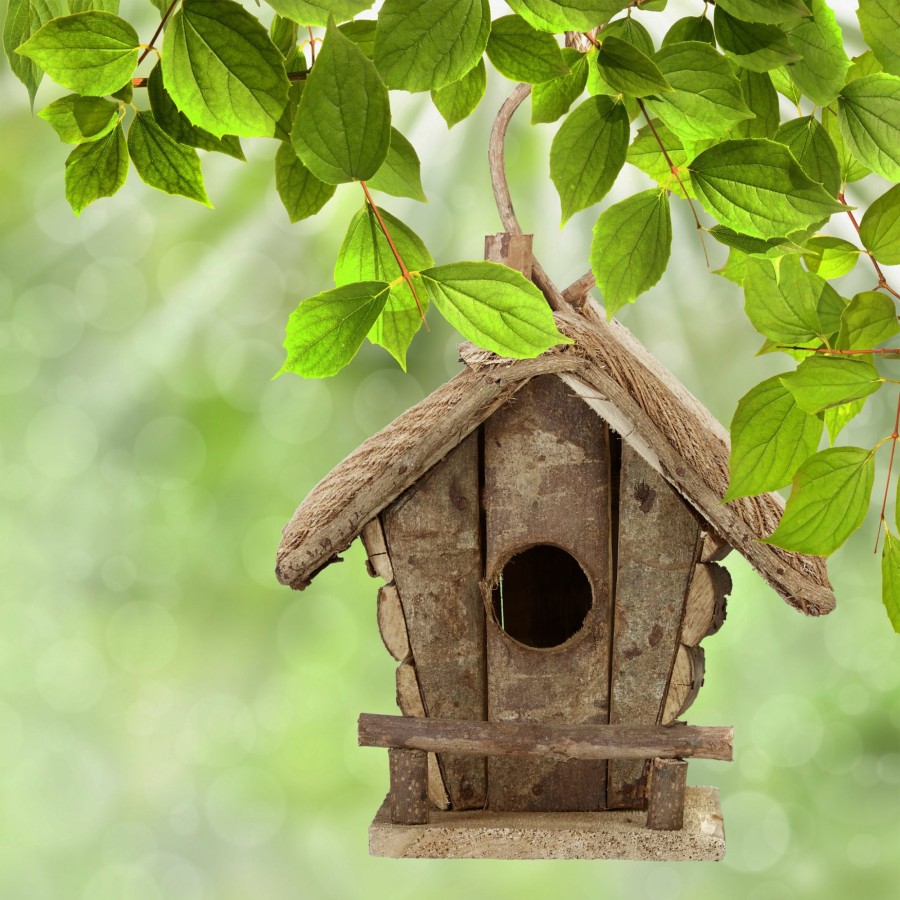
[491,545,593,649]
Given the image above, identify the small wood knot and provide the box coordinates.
[454,496,468,510]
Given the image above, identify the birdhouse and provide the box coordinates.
[275,235,834,861]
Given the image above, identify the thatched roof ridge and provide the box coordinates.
[276,305,834,616]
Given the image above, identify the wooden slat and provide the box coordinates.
[395,661,450,811]
[661,645,705,724]
[680,563,731,646]
[608,444,701,809]
[389,749,429,825]
[483,375,612,812]
[377,584,410,661]
[700,531,732,563]
[382,433,486,810]
[358,714,734,761]
[646,758,688,831]
[360,518,393,582]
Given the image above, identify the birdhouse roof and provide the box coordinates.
[276,305,834,617]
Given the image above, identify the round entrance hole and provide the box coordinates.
[491,545,593,649]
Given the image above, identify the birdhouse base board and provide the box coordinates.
[369,786,725,860]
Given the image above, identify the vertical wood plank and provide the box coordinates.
[646,758,688,831]
[382,433,486,810]
[483,375,612,812]
[377,584,410,661]
[607,444,701,809]
[661,644,705,724]
[389,748,429,825]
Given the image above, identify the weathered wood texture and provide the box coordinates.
[395,660,450,811]
[382,433,486,810]
[377,584,410,661]
[662,645,705,724]
[358,713,734,761]
[483,375,612,811]
[369,786,726,860]
[607,444,701,809]
[680,563,731,646]
[485,232,533,278]
[389,748,429,825]
[700,531,732,563]
[646,758,688,831]
[360,518,393,582]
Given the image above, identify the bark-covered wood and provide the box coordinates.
[483,375,612,812]
[680,563,731,647]
[395,660,450,811]
[700,531,732,563]
[485,233,533,278]
[607,444,702,810]
[661,645,705,724]
[360,518,393,582]
[389,748,429,825]
[377,584,410,661]
[359,713,734,761]
[382,433,486,810]
[646,758,688,831]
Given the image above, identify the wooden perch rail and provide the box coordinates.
[358,714,733,762]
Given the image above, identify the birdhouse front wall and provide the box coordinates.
[373,375,722,815]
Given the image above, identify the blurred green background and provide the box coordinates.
[1,3,898,898]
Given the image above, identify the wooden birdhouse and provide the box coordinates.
[275,234,834,861]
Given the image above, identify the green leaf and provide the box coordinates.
[602,17,654,57]
[688,139,848,239]
[820,105,870,185]
[274,142,336,223]
[837,74,900,181]
[846,50,883,85]
[532,50,588,124]
[550,95,629,223]
[147,63,244,161]
[64,121,127,215]
[860,185,900,266]
[729,68,779,140]
[763,446,875,555]
[505,0,629,32]
[595,35,672,97]
[769,65,802,104]
[366,128,427,202]
[431,59,487,128]
[374,0,490,92]
[662,16,715,48]
[162,0,290,139]
[784,0,848,106]
[262,0,373,27]
[742,255,823,343]
[802,236,860,280]
[591,189,672,316]
[716,0,811,25]
[858,0,900,77]
[708,225,804,259]
[334,205,433,368]
[421,261,572,358]
[724,374,823,500]
[279,282,391,378]
[4,0,66,107]
[69,0,119,10]
[292,19,390,183]
[334,205,433,287]
[716,248,748,285]
[127,110,211,207]
[815,277,847,336]
[781,356,882,413]
[714,7,801,73]
[627,119,694,199]
[836,291,900,350]
[16,11,138,96]
[38,93,118,143]
[486,14,569,84]
[881,531,900,633]
[338,19,376,59]
[269,14,298,59]
[773,116,840,198]
[644,41,752,142]
[823,399,865,445]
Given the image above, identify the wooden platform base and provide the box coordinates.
[369,786,725,860]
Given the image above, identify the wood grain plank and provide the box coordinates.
[483,375,612,812]
[646,758,688,831]
[607,444,701,809]
[382,433,486,810]
[389,749,429,825]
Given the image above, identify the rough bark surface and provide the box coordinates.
[680,563,731,646]
[389,748,429,825]
[646,758,688,831]
[607,444,701,809]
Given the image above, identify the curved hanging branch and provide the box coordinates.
[488,83,576,312]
